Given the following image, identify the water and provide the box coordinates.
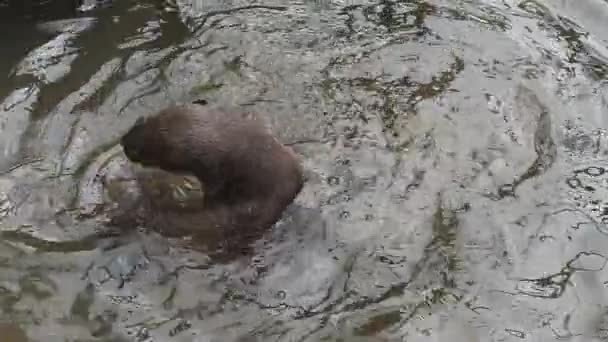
[0,0,607,341]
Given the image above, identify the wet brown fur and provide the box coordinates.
[120,103,304,252]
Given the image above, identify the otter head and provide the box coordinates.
[121,117,158,166]
[120,113,193,174]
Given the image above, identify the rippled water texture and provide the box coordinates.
[0,0,607,341]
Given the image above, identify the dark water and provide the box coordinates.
[0,0,607,341]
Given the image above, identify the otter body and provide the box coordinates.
[120,103,304,240]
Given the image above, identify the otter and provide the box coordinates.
[119,102,304,249]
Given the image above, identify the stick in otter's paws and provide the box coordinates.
[119,103,304,238]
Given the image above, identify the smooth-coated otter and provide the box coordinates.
[120,102,304,245]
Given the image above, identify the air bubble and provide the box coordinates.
[584,166,605,177]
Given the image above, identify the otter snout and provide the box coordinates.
[121,117,151,164]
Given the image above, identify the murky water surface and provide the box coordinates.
[0,0,607,340]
